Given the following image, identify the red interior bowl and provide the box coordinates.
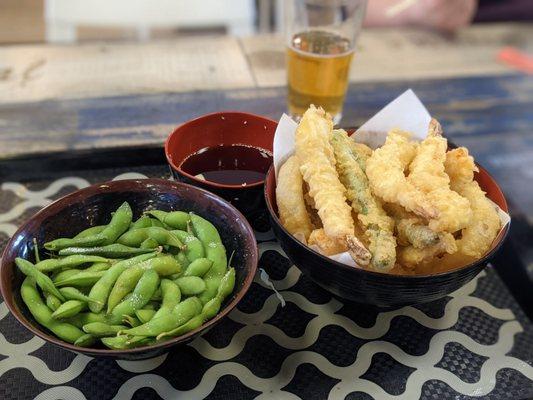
[165,111,277,216]
[264,157,510,306]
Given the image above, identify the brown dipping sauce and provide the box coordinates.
[180,144,273,186]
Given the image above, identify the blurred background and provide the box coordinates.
[1,0,531,44]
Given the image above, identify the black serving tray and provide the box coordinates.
[0,144,532,400]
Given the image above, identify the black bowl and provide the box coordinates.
[0,179,258,359]
[264,165,509,307]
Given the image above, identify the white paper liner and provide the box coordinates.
[272,90,510,268]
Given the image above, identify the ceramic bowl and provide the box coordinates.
[264,163,509,307]
[165,111,276,217]
[0,179,258,359]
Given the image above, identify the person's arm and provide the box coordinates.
[365,0,478,32]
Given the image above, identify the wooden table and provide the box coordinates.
[0,24,532,399]
[0,24,531,217]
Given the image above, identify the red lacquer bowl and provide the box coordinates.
[165,111,277,216]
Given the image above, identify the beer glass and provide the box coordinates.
[285,0,367,123]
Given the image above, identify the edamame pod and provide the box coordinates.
[152,279,181,320]
[45,293,62,312]
[82,322,127,337]
[74,225,105,239]
[189,214,227,304]
[146,210,189,230]
[85,262,112,272]
[59,286,103,308]
[51,300,86,319]
[101,335,152,350]
[171,230,205,262]
[87,252,157,313]
[16,258,65,301]
[74,333,96,347]
[52,269,82,283]
[107,269,160,324]
[36,255,109,272]
[140,238,159,249]
[156,314,204,341]
[121,297,202,337]
[58,243,157,258]
[135,309,157,323]
[183,258,213,277]
[21,277,84,344]
[54,270,106,287]
[99,202,133,245]
[117,227,185,249]
[174,276,206,296]
[107,267,144,313]
[67,312,107,328]
[129,215,152,231]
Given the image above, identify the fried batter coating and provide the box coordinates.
[384,203,439,248]
[445,147,501,258]
[331,129,396,271]
[276,156,314,243]
[366,129,438,219]
[398,232,457,269]
[295,106,371,265]
[407,119,472,233]
[308,228,348,255]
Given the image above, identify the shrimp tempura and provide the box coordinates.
[408,119,472,233]
[366,130,438,219]
[295,106,371,265]
[445,147,501,258]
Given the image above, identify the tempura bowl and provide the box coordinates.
[0,179,258,359]
[264,164,509,307]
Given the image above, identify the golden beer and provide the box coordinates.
[287,30,354,120]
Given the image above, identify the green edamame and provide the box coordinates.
[98,202,133,244]
[174,276,206,296]
[67,312,107,328]
[183,258,213,277]
[52,269,81,283]
[85,262,112,272]
[129,215,152,230]
[36,255,108,272]
[152,279,181,320]
[117,227,185,249]
[58,243,157,258]
[146,210,189,230]
[82,322,126,337]
[44,203,131,251]
[189,214,227,304]
[87,252,157,313]
[171,230,205,262]
[54,270,106,287]
[45,293,62,312]
[135,308,156,323]
[74,333,96,347]
[51,300,86,319]
[201,268,235,320]
[21,277,84,344]
[16,258,65,301]
[121,297,202,337]
[74,225,105,239]
[140,238,159,249]
[107,269,160,324]
[101,335,152,350]
[107,255,180,312]
[156,314,204,340]
[59,286,102,307]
